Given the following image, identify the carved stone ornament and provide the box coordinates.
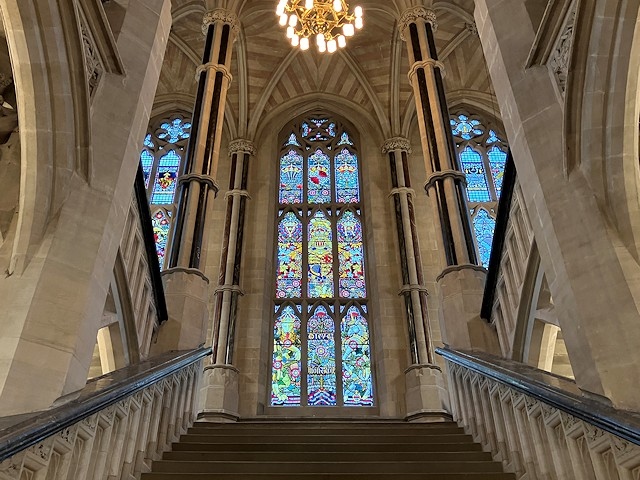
[465,22,478,36]
[78,7,104,97]
[399,7,438,41]
[560,411,581,431]
[584,423,606,444]
[548,2,577,97]
[381,136,411,154]
[228,139,257,156]
[0,454,23,479]
[202,9,240,37]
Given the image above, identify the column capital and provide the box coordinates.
[228,138,256,157]
[381,136,412,155]
[399,6,437,41]
[408,59,446,82]
[202,8,240,37]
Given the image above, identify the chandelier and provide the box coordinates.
[276,0,364,53]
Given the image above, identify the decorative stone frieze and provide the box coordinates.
[548,2,577,97]
[202,9,240,37]
[78,7,104,97]
[381,136,411,155]
[399,7,438,41]
[228,139,257,156]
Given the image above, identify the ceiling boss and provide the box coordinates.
[276,0,364,52]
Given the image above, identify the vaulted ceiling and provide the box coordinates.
[155,0,496,140]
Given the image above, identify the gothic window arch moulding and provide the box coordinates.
[450,110,509,268]
[138,113,192,269]
[270,113,374,410]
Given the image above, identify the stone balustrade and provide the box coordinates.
[439,348,640,480]
[0,349,207,480]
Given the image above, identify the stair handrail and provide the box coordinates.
[437,347,640,446]
[0,347,210,461]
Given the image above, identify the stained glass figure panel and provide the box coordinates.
[271,306,302,406]
[308,211,334,298]
[157,118,191,143]
[279,150,304,204]
[140,149,154,188]
[338,211,366,298]
[460,146,491,202]
[151,150,181,204]
[488,146,507,198]
[335,149,360,204]
[151,209,170,268]
[341,306,373,406]
[276,211,303,298]
[307,306,337,406]
[307,149,331,204]
[473,209,496,268]
[451,114,483,140]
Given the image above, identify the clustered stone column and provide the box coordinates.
[382,137,432,366]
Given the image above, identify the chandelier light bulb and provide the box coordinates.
[318,41,327,53]
[291,34,300,46]
[300,37,310,50]
[333,0,342,12]
[343,23,354,36]
[276,3,285,16]
[355,16,363,29]
[305,0,314,9]
[317,32,325,45]
[288,14,298,27]
[327,39,337,53]
[355,5,363,17]
[279,13,288,26]
[286,26,295,38]
[337,35,346,48]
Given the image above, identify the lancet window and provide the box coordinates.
[450,112,508,267]
[138,115,192,268]
[271,116,374,408]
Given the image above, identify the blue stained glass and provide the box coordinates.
[158,118,191,143]
[337,132,354,146]
[460,146,491,202]
[286,133,301,146]
[140,149,154,188]
[279,150,304,204]
[487,130,501,144]
[327,122,336,137]
[341,306,373,406]
[338,211,366,298]
[302,123,311,138]
[451,114,483,140]
[488,146,507,198]
[151,150,181,204]
[335,148,360,203]
[276,212,303,298]
[308,211,333,298]
[143,133,154,148]
[308,149,331,203]
[307,306,337,406]
[473,209,496,268]
[151,209,170,269]
[271,306,302,406]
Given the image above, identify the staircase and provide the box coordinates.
[142,421,515,479]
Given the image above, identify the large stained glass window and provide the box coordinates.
[271,115,374,408]
[451,112,508,268]
[138,115,192,269]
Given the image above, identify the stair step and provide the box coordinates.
[178,434,475,444]
[142,474,516,479]
[163,451,494,462]
[187,426,466,435]
[194,421,460,428]
[170,442,484,452]
[150,461,504,474]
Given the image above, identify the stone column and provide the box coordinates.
[152,9,239,354]
[198,139,255,422]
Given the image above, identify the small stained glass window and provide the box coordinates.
[473,209,496,268]
[460,146,491,203]
[451,114,483,140]
[271,115,373,408]
[151,150,180,204]
[151,209,171,266]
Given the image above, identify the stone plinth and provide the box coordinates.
[150,268,209,354]
[404,364,450,422]
[198,364,240,422]
[437,265,500,354]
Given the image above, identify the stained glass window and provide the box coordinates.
[451,111,508,269]
[138,115,192,269]
[271,115,373,408]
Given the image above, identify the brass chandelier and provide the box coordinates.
[276,0,364,52]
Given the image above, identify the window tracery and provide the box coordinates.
[451,112,508,268]
[138,114,192,269]
[271,115,373,408]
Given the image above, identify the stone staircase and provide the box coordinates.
[142,421,515,479]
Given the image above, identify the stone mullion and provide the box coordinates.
[214,141,255,365]
[169,10,238,271]
[383,138,431,365]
